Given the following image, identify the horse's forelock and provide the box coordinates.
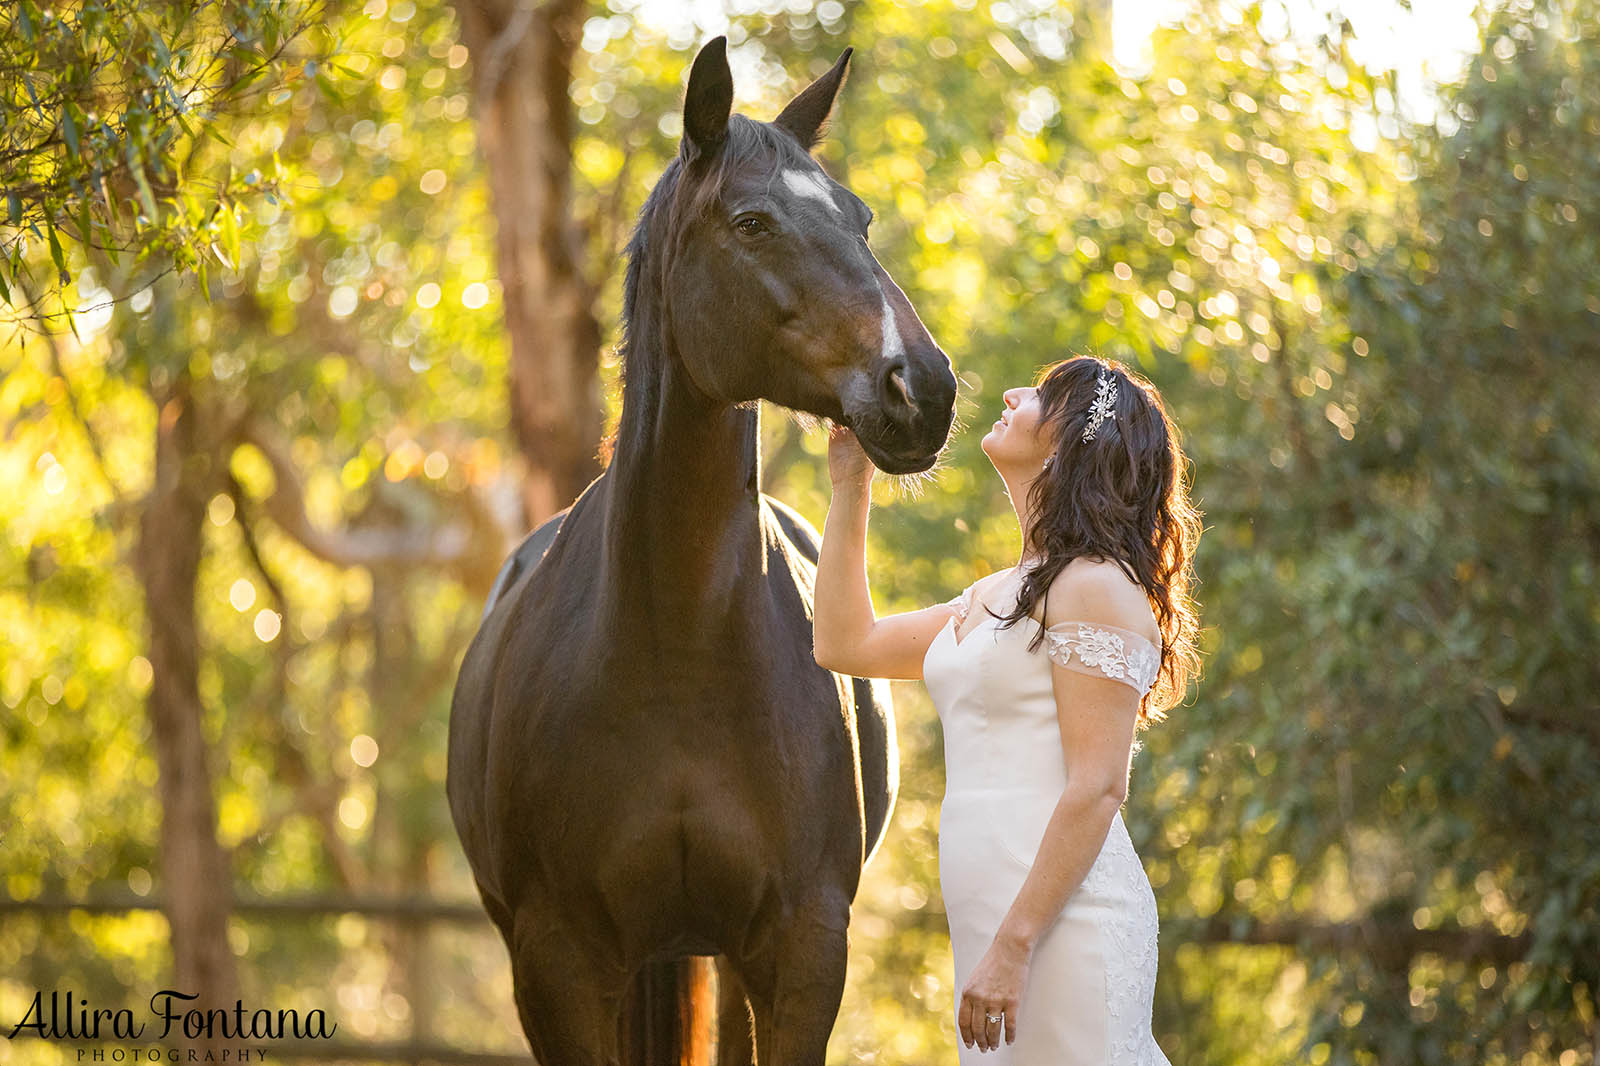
[669,117,813,244]
[616,116,823,428]
[623,117,814,337]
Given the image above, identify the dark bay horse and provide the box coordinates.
[447,37,956,1066]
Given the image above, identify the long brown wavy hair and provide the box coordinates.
[991,356,1203,723]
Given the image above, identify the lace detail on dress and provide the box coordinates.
[1085,817,1168,1065]
[1042,622,1161,695]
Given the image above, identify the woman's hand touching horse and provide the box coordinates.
[828,423,874,491]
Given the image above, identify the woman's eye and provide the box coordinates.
[735,217,766,236]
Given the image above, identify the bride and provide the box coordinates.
[813,356,1201,1064]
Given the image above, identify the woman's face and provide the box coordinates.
[981,385,1054,474]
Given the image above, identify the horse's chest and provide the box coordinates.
[517,612,846,765]
[573,586,821,690]
[582,635,841,722]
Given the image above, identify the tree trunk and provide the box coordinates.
[136,372,239,1039]
[455,0,604,527]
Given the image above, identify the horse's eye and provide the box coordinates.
[735,216,767,237]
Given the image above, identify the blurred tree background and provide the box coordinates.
[2,0,1595,1063]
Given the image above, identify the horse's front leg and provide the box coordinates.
[735,890,854,1066]
[508,902,631,1066]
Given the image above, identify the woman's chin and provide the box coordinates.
[982,431,1019,462]
[981,445,1037,481]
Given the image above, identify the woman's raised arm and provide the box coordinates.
[812,426,959,681]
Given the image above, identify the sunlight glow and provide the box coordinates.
[1112,0,1482,120]
[623,0,1487,125]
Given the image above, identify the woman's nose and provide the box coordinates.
[1003,389,1020,408]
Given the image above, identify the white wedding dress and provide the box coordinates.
[924,575,1171,1066]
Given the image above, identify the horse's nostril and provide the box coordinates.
[888,368,911,406]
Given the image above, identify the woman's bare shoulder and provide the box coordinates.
[1042,558,1157,640]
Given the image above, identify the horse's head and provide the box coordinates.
[648,37,956,475]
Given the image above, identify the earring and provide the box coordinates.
[1042,454,1055,472]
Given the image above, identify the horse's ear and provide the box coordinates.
[682,36,733,163]
[774,47,853,151]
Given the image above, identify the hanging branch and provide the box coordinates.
[0,0,331,325]
[236,418,508,591]
[222,468,368,889]
[13,269,128,512]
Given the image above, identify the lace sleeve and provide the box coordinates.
[1041,621,1162,695]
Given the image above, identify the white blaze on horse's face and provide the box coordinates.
[780,168,843,216]
[878,292,910,399]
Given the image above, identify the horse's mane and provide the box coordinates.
[605,116,815,463]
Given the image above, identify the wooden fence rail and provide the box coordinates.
[4,894,1533,1061]
[0,895,489,922]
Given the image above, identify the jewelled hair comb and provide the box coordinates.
[1082,370,1118,442]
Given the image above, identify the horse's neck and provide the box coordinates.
[605,356,765,629]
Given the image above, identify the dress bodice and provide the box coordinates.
[923,574,1161,803]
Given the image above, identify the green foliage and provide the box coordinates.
[2,0,1596,1064]
[0,0,332,323]
[1317,3,1600,1059]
